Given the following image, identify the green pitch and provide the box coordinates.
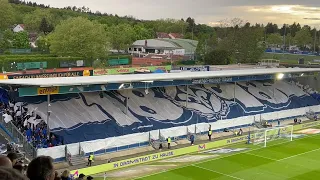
[134,133,320,180]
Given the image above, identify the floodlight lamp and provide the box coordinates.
[276,73,284,80]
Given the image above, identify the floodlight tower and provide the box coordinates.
[303,18,320,54]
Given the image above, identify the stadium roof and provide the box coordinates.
[0,68,319,87]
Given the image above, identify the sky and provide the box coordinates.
[32,0,320,27]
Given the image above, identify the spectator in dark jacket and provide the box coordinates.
[27,156,55,180]
[0,167,28,180]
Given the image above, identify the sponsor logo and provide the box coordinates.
[203,148,248,154]
[37,87,59,95]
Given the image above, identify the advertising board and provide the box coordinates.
[8,70,92,79]
[17,62,47,70]
[93,66,171,75]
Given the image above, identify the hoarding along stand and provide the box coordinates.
[70,119,320,176]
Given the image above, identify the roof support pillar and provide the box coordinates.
[125,90,129,115]
[47,94,51,137]
[234,82,236,102]
[186,85,189,108]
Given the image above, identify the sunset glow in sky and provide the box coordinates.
[32,0,320,26]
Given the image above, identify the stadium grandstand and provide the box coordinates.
[1,66,320,179]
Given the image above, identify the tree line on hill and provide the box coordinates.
[1,0,320,65]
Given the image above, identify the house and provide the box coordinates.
[129,38,198,65]
[12,24,25,33]
[169,33,183,39]
[156,32,171,39]
[28,32,39,48]
[156,32,183,39]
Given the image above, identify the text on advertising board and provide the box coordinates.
[180,66,210,72]
[113,151,174,168]
[8,70,91,79]
[192,77,233,84]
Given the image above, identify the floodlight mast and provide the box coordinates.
[303,18,320,54]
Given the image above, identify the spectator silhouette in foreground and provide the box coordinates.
[7,152,19,166]
[0,167,28,180]
[0,155,12,168]
[27,156,55,180]
[61,170,71,180]
[76,174,86,180]
[54,171,61,180]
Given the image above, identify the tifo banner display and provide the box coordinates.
[93,65,171,75]
[8,70,92,79]
[17,62,48,70]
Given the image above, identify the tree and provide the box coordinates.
[294,27,313,50]
[266,33,282,51]
[0,29,14,50]
[12,31,29,48]
[23,9,54,31]
[133,24,154,40]
[204,49,231,65]
[49,17,109,59]
[105,23,135,51]
[39,17,53,35]
[233,27,266,63]
[215,18,265,63]
[36,35,50,53]
[0,0,15,30]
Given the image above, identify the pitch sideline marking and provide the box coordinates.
[132,133,320,180]
[244,152,278,161]
[277,147,320,161]
[192,165,244,180]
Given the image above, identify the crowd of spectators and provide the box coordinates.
[0,153,94,180]
[1,101,63,149]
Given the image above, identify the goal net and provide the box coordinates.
[252,125,293,147]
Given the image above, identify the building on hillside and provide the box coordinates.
[12,24,25,33]
[156,32,183,39]
[129,38,198,66]
[28,32,39,48]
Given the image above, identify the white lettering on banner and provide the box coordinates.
[180,66,209,72]
[192,77,233,84]
[226,136,249,144]
[112,151,174,168]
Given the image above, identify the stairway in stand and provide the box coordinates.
[70,154,86,166]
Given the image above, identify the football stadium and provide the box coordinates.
[1,63,320,180]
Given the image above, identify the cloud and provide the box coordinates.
[31,0,320,27]
[242,5,320,26]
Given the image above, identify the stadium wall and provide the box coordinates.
[39,105,320,162]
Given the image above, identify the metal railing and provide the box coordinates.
[0,114,37,159]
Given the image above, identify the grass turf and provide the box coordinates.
[132,133,320,180]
